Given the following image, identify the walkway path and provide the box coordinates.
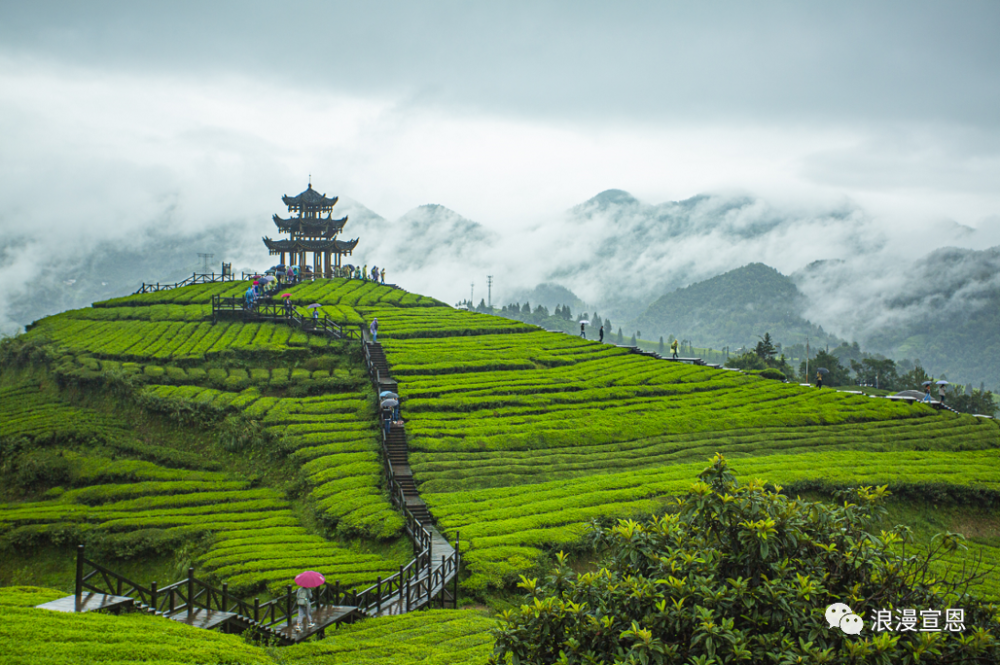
[39,307,460,645]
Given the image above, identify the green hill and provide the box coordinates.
[631,262,839,352]
[2,277,999,660]
[0,586,493,665]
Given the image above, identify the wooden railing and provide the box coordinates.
[73,545,372,639]
[133,272,236,294]
[211,295,360,340]
[361,337,462,614]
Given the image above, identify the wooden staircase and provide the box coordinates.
[36,316,462,645]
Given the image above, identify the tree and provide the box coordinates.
[658,336,665,354]
[491,455,999,665]
[952,388,999,417]
[725,351,767,371]
[850,357,900,391]
[521,301,531,314]
[898,365,932,391]
[617,328,624,344]
[629,333,637,347]
[800,349,850,386]
[755,332,776,361]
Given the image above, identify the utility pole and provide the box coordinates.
[487,275,493,309]
[197,253,214,273]
[806,337,810,385]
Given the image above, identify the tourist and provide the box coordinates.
[380,268,386,284]
[312,307,319,322]
[381,400,393,436]
[816,371,823,389]
[923,384,933,402]
[363,264,368,282]
[938,383,947,403]
[287,267,294,284]
[372,265,379,282]
[580,322,586,339]
[599,326,604,343]
[671,339,679,360]
[295,586,314,632]
[370,317,379,343]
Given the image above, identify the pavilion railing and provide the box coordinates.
[133,272,236,295]
[211,295,361,340]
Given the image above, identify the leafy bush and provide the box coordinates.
[492,455,1000,665]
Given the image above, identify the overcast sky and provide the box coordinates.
[1,1,999,268]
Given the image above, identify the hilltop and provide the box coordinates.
[2,277,999,661]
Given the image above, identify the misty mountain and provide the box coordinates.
[629,263,840,351]
[500,283,588,313]
[1,224,260,330]
[3,185,997,390]
[794,246,1000,391]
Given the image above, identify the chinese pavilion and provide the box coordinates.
[262,182,359,276]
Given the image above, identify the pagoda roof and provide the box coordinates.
[262,237,359,255]
[282,184,339,209]
[272,214,348,237]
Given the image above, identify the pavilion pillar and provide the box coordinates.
[280,251,286,266]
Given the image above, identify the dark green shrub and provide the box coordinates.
[12,450,72,492]
[491,455,1000,665]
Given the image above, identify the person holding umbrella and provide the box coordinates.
[599,325,604,343]
[937,380,949,403]
[370,317,379,343]
[380,398,396,435]
[580,321,586,338]
[923,381,933,402]
[293,571,323,632]
[816,369,826,389]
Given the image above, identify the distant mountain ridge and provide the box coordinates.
[629,263,838,350]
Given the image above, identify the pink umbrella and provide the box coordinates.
[253,281,260,285]
[281,293,292,298]
[295,571,326,588]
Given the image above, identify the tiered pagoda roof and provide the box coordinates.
[272,214,348,238]
[282,184,339,214]
[264,181,358,262]
[262,237,359,256]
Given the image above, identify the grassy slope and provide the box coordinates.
[1,280,422,596]
[0,587,492,665]
[3,277,999,661]
[360,294,1000,595]
[0,586,271,665]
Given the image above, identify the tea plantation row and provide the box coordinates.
[1,586,493,665]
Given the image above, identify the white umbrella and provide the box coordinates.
[578,320,590,325]
[936,380,950,386]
